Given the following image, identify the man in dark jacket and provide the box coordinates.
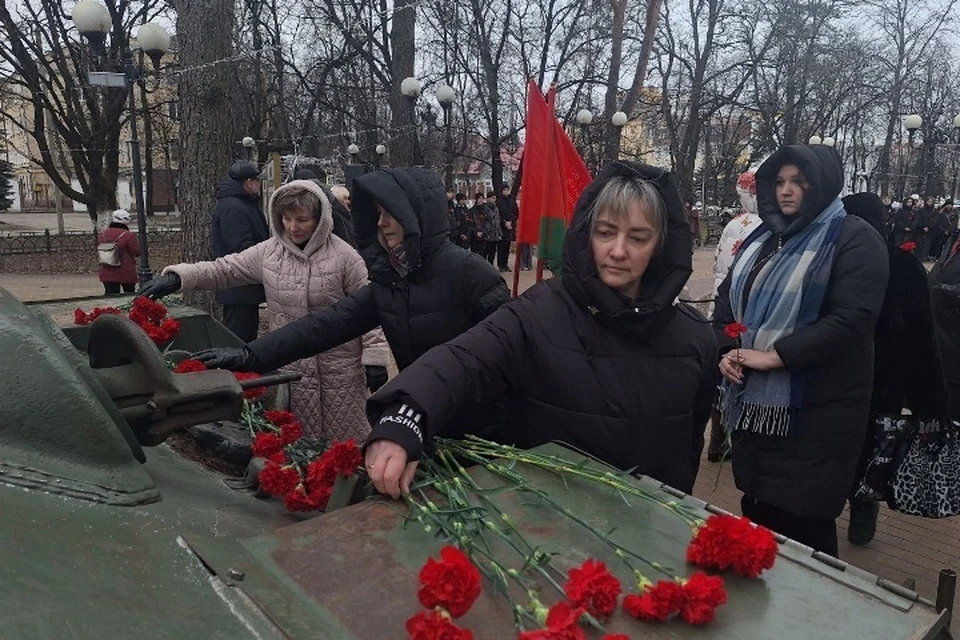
[495,184,519,272]
[714,145,888,556]
[190,166,510,383]
[364,161,718,500]
[330,185,358,248]
[211,160,271,342]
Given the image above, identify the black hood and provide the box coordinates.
[562,161,692,331]
[215,175,259,202]
[756,145,843,238]
[842,192,885,237]
[352,167,449,278]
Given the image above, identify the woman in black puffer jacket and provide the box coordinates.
[364,161,718,499]
[190,167,510,390]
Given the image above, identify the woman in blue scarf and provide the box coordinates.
[713,145,888,556]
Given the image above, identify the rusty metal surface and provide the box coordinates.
[185,443,946,639]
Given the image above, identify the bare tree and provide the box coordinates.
[0,1,162,220]
[869,0,956,195]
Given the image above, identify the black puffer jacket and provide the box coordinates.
[714,146,889,519]
[211,177,270,305]
[367,162,718,493]
[843,193,946,418]
[930,234,960,417]
[244,167,509,372]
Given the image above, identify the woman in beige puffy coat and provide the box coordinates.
[156,180,390,442]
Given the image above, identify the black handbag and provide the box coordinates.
[889,418,960,518]
[853,414,916,503]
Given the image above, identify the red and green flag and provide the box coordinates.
[515,79,592,280]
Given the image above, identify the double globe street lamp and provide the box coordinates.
[72,0,171,287]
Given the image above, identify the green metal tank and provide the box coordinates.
[0,289,951,639]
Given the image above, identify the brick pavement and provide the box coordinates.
[1,247,957,619]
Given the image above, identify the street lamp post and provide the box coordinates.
[436,84,456,190]
[375,144,387,169]
[611,111,628,161]
[904,114,922,196]
[73,1,169,287]
[576,109,594,169]
[400,76,423,165]
[347,143,360,165]
[241,136,256,161]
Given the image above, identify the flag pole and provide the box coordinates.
[511,243,523,297]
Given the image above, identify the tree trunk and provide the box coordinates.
[389,0,418,166]
[170,0,238,317]
[602,0,627,163]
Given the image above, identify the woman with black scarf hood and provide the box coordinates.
[364,162,718,499]
[713,145,889,557]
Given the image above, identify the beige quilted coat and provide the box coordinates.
[164,180,389,443]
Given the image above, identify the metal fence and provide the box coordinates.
[0,228,182,255]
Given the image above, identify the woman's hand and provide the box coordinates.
[719,348,784,384]
[364,440,418,499]
[719,351,744,384]
[736,348,784,371]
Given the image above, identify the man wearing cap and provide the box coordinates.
[97,209,141,294]
[211,160,271,341]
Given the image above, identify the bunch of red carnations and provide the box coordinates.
[74,296,180,346]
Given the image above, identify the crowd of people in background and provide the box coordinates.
[130,146,960,563]
[886,193,958,261]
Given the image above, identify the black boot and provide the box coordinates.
[847,500,879,546]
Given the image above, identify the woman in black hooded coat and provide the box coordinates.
[713,145,888,557]
[189,167,510,387]
[364,161,718,498]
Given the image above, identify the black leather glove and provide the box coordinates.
[190,346,261,372]
[140,272,181,299]
[365,365,389,392]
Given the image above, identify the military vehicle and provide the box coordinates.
[0,289,954,639]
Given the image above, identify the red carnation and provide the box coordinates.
[678,572,726,625]
[279,421,304,446]
[623,580,684,622]
[518,602,586,640]
[899,241,917,252]
[323,439,363,476]
[417,546,482,619]
[74,308,88,325]
[305,456,337,493]
[233,371,266,401]
[283,483,322,512]
[174,359,208,373]
[724,322,748,340]
[563,559,622,620]
[257,463,300,497]
[406,610,474,640]
[252,432,284,458]
[686,514,777,578]
[264,410,298,427]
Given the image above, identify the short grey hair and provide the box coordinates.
[588,176,667,252]
[330,185,350,206]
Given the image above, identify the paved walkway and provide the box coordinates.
[1,247,956,620]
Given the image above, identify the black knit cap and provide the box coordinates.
[229,160,261,182]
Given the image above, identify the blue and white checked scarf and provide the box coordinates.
[721,198,847,437]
